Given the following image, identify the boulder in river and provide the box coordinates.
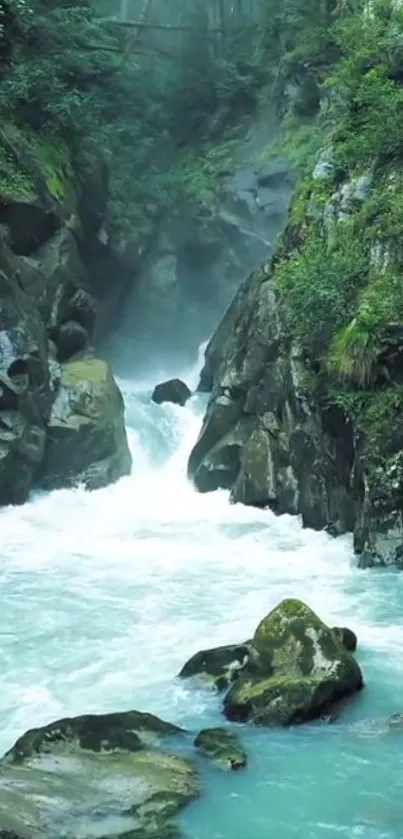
[0,710,199,839]
[152,378,191,407]
[179,642,251,691]
[40,356,132,490]
[194,727,247,771]
[180,599,363,727]
[331,626,357,652]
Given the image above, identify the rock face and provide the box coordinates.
[0,710,199,839]
[40,357,132,490]
[181,600,363,727]
[110,145,293,374]
[0,128,131,505]
[152,378,191,407]
[188,262,355,534]
[194,727,247,770]
[187,157,403,567]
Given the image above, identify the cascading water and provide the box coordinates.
[1,347,403,838]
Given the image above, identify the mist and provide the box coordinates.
[94,0,293,381]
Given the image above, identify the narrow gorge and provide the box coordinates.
[1,1,403,839]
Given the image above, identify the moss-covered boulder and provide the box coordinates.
[181,600,363,727]
[194,727,247,771]
[40,356,132,490]
[224,600,363,725]
[0,710,199,839]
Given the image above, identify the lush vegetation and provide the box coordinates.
[0,0,266,248]
[267,0,403,452]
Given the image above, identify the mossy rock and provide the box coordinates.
[180,600,363,728]
[0,710,199,839]
[0,121,75,206]
[0,122,78,254]
[40,356,132,491]
[194,728,247,771]
[223,599,363,726]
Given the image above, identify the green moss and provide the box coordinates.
[62,358,110,388]
[253,599,324,656]
[179,138,239,205]
[0,121,75,207]
[194,728,247,770]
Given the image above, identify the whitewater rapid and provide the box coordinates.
[1,352,403,838]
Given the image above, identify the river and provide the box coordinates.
[1,349,403,838]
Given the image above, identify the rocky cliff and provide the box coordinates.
[188,0,403,569]
[0,132,132,504]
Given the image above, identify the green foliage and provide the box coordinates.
[356,386,403,450]
[274,223,369,357]
[328,0,403,170]
[0,1,263,242]
[327,315,380,388]
[179,140,239,205]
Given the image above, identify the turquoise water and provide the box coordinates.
[1,370,403,839]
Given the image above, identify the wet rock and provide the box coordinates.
[331,626,357,652]
[223,600,363,726]
[387,713,403,729]
[179,643,251,691]
[61,288,96,336]
[0,236,52,505]
[0,710,199,839]
[19,227,86,326]
[56,319,89,362]
[152,378,191,407]
[181,600,363,728]
[40,356,132,491]
[188,266,355,537]
[0,370,24,410]
[194,727,247,771]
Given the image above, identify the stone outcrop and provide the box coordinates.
[40,356,132,491]
[0,121,132,505]
[181,599,363,727]
[152,378,191,407]
[188,261,356,533]
[0,710,199,839]
[187,151,403,567]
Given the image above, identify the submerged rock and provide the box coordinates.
[181,599,363,727]
[152,378,191,407]
[40,356,132,490]
[194,727,247,770]
[0,710,199,839]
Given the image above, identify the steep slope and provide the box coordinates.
[188,0,403,568]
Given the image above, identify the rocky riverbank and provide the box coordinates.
[187,2,403,569]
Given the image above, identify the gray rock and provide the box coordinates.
[56,320,89,362]
[40,356,132,491]
[0,710,199,839]
[188,266,354,534]
[152,378,191,407]
[179,642,251,691]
